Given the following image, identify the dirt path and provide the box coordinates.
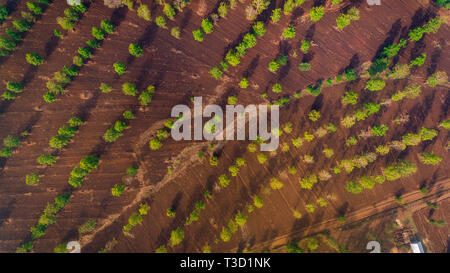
[238,178,450,252]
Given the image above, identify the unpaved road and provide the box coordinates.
[239,178,450,252]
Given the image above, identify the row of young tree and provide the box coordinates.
[0,0,52,57]
[44,19,115,103]
[25,117,84,186]
[192,0,241,42]
[16,193,71,253]
[54,1,89,36]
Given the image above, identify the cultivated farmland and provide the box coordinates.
[0,0,448,253]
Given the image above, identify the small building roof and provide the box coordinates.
[410,241,425,253]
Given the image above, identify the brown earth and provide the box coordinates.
[0,0,448,253]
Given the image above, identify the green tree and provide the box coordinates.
[252,21,266,36]
[37,154,57,166]
[366,78,386,91]
[155,16,166,28]
[271,8,281,23]
[410,53,426,67]
[418,152,442,165]
[100,20,115,34]
[137,4,151,21]
[150,138,163,150]
[78,220,96,234]
[309,6,324,22]
[298,62,311,71]
[163,3,176,19]
[91,27,105,40]
[341,91,358,105]
[371,124,389,137]
[26,53,43,66]
[26,173,39,185]
[112,184,125,197]
[99,83,112,93]
[114,62,127,76]
[12,19,31,32]
[300,40,310,53]
[192,29,204,42]
[282,25,296,39]
[170,228,184,247]
[201,18,213,34]
[426,71,448,87]
[122,82,136,96]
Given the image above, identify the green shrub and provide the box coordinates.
[27,2,42,15]
[78,220,96,235]
[113,62,127,76]
[26,53,43,66]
